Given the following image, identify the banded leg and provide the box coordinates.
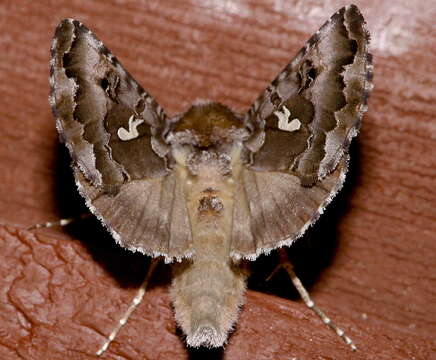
[268,249,357,351]
[27,213,92,230]
[96,258,161,356]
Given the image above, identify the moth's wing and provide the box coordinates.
[231,5,372,259]
[50,19,192,261]
[74,169,192,261]
[231,157,348,259]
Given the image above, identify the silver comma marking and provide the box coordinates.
[117,115,144,141]
[274,106,301,132]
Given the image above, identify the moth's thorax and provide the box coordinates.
[169,103,245,223]
[173,145,241,228]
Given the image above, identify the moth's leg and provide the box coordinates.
[27,213,92,230]
[96,258,160,356]
[268,248,357,351]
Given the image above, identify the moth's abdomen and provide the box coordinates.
[170,177,246,347]
[171,236,246,347]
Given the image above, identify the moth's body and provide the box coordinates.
[49,5,372,351]
[170,104,247,346]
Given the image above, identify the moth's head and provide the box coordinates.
[168,102,248,148]
[167,102,249,176]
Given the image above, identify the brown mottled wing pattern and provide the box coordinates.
[50,19,192,261]
[231,5,373,259]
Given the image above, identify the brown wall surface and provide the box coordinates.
[0,1,435,359]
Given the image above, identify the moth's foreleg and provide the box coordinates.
[26,213,92,230]
[96,258,160,356]
[270,249,357,351]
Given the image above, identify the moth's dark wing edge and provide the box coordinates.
[231,5,373,260]
[49,19,193,262]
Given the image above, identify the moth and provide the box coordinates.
[48,4,372,355]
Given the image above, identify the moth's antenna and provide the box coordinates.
[96,258,160,356]
[27,213,92,230]
[268,249,357,351]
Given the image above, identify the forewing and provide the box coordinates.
[50,19,192,261]
[232,5,372,259]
